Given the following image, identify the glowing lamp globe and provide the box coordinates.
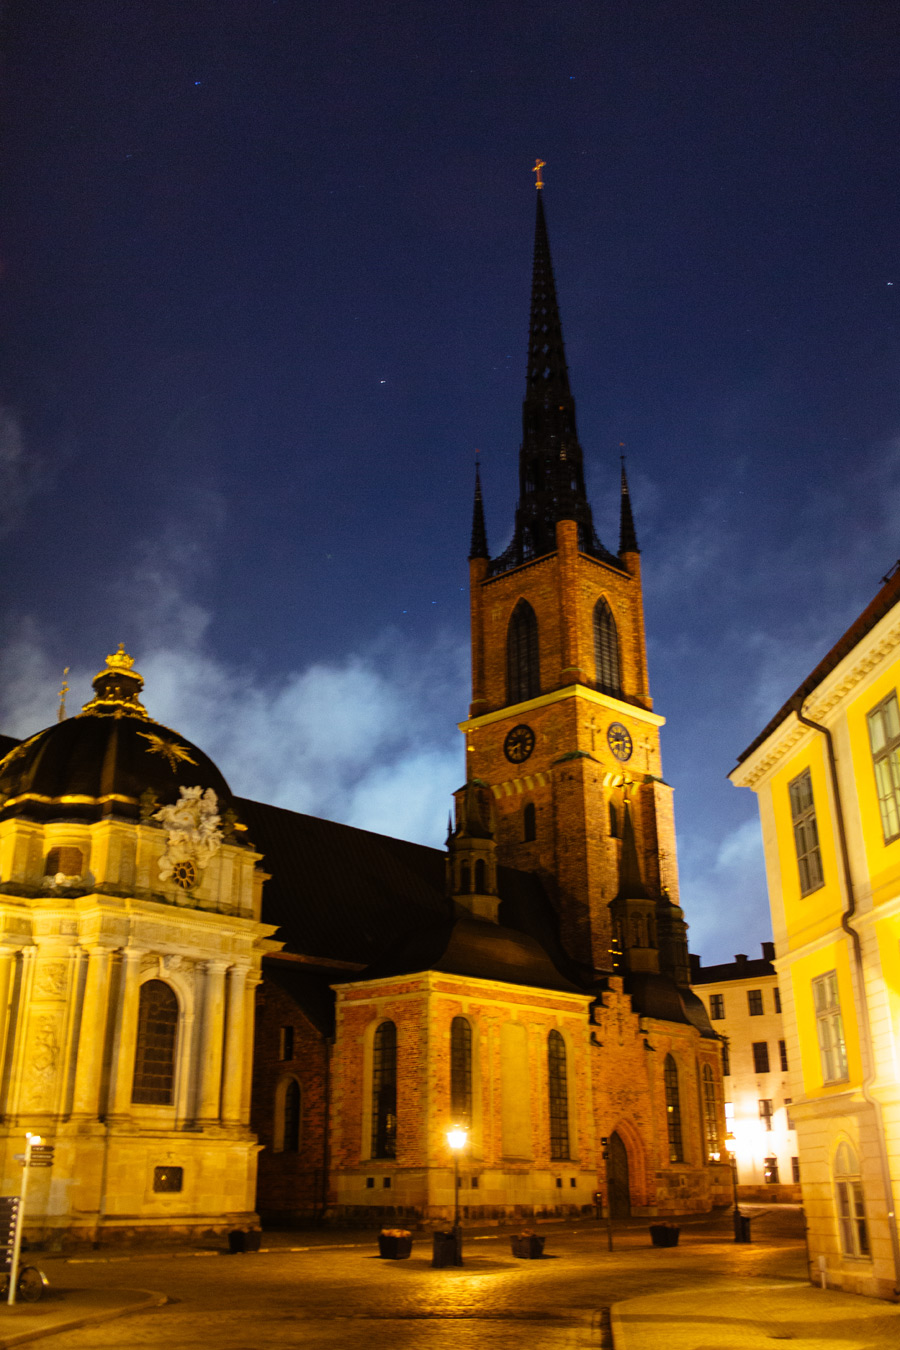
[447,1126,468,1152]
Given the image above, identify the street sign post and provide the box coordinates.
[8,1134,53,1304]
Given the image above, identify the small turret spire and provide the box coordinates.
[469,459,488,560]
[618,456,639,555]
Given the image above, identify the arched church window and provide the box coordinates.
[701,1064,720,1160]
[132,980,179,1105]
[507,601,540,703]
[524,802,537,841]
[834,1140,870,1257]
[372,1021,397,1159]
[548,1030,570,1161]
[631,915,644,947]
[593,598,621,695]
[450,1017,472,1125]
[663,1054,683,1162]
[474,859,486,892]
[460,861,470,894]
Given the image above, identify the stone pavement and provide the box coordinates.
[611,1278,900,1350]
[2,1208,898,1349]
[0,1283,166,1349]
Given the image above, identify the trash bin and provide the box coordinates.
[649,1223,680,1248]
[733,1211,752,1243]
[228,1229,262,1253]
[378,1229,413,1259]
[432,1230,460,1267]
[510,1231,545,1259]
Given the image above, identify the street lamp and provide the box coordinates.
[447,1124,468,1265]
[725,1132,745,1242]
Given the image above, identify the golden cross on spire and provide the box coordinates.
[532,158,546,190]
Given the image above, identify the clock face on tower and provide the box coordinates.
[503,724,535,764]
[607,722,633,762]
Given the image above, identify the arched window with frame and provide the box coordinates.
[524,802,537,842]
[593,598,621,695]
[372,1021,397,1159]
[132,980,179,1105]
[548,1029,570,1161]
[834,1140,870,1258]
[700,1063,720,1160]
[507,601,540,703]
[474,859,486,892]
[663,1054,683,1162]
[450,1016,472,1125]
[277,1074,302,1150]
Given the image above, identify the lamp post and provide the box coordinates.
[446,1125,468,1266]
[725,1132,744,1242]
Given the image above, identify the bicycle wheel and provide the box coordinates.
[16,1267,47,1302]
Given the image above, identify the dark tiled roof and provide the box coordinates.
[735,565,900,766]
[236,796,581,987]
[361,911,586,993]
[625,972,718,1037]
[0,735,20,761]
[261,958,340,1037]
[691,957,775,984]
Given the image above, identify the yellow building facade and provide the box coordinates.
[731,569,900,1299]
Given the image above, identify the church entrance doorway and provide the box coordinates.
[607,1131,631,1217]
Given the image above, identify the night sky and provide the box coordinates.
[3,2,900,964]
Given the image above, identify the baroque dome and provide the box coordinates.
[0,646,234,825]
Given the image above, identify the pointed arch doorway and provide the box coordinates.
[607,1131,631,1217]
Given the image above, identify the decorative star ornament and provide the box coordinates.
[137,731,198,773]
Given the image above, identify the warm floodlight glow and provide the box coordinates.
[447,1125,468,1152]
[26,1134,41,1146]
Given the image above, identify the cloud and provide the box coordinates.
[679,816,772,963]
[0,407,40,538]
[0,574,468,851]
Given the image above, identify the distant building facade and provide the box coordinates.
[691,944,800,1201]
[731,568,900,1299]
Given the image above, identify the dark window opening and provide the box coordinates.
[548,1030,570,1161]
[664,1055,683,1163]
[709,994,724,1020]
[507,601,540,703]
[132,980,178,1105]
[779,1040,788,1072]
[44,846,83,878]
[593,598,621,695]
[524,802,537,842]
[759,1098,774,1131]
[748,989,763,1016]
[450,1016,472,1126]
[278,1026,294,1061]
[372,1021,397,1159]
[153,1166,183,1193]
[774,986,782,1013]
[474,859,486,892]
[283,1079,300,1153]
[752,1041,770,1074]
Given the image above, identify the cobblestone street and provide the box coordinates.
[14,1208,816,1350]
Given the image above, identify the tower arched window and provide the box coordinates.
[460,861,471,894]
[524,802,537,842]
[701,1063,719,1160]
[132,980,179,1105]
[594,598,621,696]
[548,1029,570,1161]
[474,859,486,892]
[372,1021,397,1159]
[450,1016,472,1125]
[507,601,540,703]
[663,1054,683,1163]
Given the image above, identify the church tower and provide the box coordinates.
[461,178,687,980]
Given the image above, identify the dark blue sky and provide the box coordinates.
[3,1,900,962]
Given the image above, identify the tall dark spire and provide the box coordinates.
[488,180,621,576]
[618,457,639,555]
[469,461,488,560]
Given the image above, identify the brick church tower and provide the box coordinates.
[460,182,689,983]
